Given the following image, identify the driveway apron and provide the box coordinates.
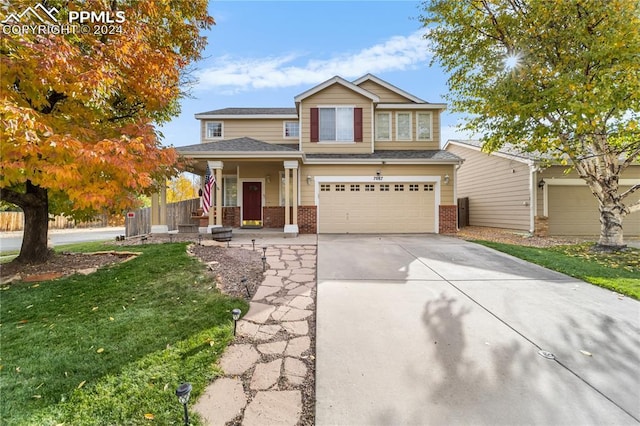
[316,234,640,426]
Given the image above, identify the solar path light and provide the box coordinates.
[232,308,242,336]
[175,382,192,425]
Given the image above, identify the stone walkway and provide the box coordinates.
[194,244,317,426]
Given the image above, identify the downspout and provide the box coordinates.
[528,163,537,235]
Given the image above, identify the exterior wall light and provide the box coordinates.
[538,179,545,189]
[266,175,271,184]
[444,174,450,185]
[175,382,192,425]
[232,308,242,335]
[307,175,312,185]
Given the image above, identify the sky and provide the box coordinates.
[159,0,475,148]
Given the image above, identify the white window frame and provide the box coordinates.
[206,121,223,139]
[375,112,391,141]
[318,105,355,143]
[416,112,433,141]
[283,121,299,139]
[396,112,412,141]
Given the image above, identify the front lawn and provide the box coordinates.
[0,242,248,425]
[474,241,640,300]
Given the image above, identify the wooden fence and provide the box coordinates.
[125,198,201,237]
[0,212,109,232]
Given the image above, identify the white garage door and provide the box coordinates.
[548,185,640,236]
[318,182,436,233]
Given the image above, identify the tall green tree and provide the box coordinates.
[1,0,214,263]
[421,0,640,248]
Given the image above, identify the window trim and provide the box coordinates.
[314,105,357,144]
[395,112,412,141]
[416,112,433,141]
[375,112,391,141]
[283,120,300,139]
[206,121,223,139]
[222,175,237,206]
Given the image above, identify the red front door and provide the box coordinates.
[242,182,262,226]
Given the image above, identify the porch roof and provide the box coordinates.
[177,137,303,159]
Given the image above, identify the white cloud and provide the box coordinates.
[195,30,431,92]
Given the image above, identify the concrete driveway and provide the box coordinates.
[316,234,640,425]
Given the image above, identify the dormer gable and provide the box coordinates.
[294,75,379,104]
[352,73,426,104]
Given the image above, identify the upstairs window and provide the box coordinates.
[416,112,432,141]
[206,122,223,139]
[375,112,391,140]
[311,107,363,142]
[396,112,412,141]
[284,121,299,138]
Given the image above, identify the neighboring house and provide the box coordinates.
[151,74,463,235]
[444,139,640,237]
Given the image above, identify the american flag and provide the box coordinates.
[202,165,214,214]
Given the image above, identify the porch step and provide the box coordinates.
[233,228,296,238]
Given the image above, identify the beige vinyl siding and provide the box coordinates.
[300,84,373,154]
[447,144,531,230]
[357,80,412,103]
[299,164,455,205]
[374,110,441,151]
[201,119,296,144]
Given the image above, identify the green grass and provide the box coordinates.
[474,241,640,300]
[0,242,248,425]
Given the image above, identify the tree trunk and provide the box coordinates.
[4,182,52,264]
[598,200,626,249]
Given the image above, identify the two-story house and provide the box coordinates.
[154,74,463,235]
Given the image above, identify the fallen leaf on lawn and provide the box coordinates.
[144,413,155,420]
[163,383,169,391]
[579,350,592,357]
[96,348,104,354]
[77,380,86,389]
[109,317,114,321]
[32,395,42,399]
[19,319,28,324]
[26,305,34,309]
[92,307,99,311]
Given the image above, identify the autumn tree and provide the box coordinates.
[166,173,199,203]
[421,0,640,248]
[0,0,214,263]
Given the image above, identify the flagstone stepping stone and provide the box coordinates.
[243,390,302,426]
[220,344,259,375]
[237,321,259,337]
[285,336,310,357]
[251,358,282,390]
[244,302,275,324]
[261,276,284,287]
[271,306,312,322]
[289,274,315,283]
[252,285,280,301]
[288,295,313,310]
[287,286,311,297]
[193,377,246,426]
[282,320,309,335]
[257,340,287,355]
[255,324,282,341]
[284,357,307,385]
[291,268,315,275]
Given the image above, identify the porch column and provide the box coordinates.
[283,160,299,235]
[208,161,224,231]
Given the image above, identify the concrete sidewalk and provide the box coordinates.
[316,234,640,426]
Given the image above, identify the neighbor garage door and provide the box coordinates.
[318,182,436,233]
[548,185,640,236]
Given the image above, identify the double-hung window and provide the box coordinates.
[284,121,299,138]
[396,112,412,141]
[416,112,432,141]
[222,176,237,206]
[206,121,223,139]
[375,112,391,140]
[310,107,363,142]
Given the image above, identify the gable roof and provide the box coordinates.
[294,75,380,103]
[352,74,427,104]
[444,139,544,164]
[195,108,297,119]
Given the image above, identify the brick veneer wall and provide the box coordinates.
[263,207,285,228]
[222,207,240,228]
[298,206,317,234]
[439,205,457,234]
[534,216,548,237]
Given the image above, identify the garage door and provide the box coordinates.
[318,182,436,233]
[548,185,640,236]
